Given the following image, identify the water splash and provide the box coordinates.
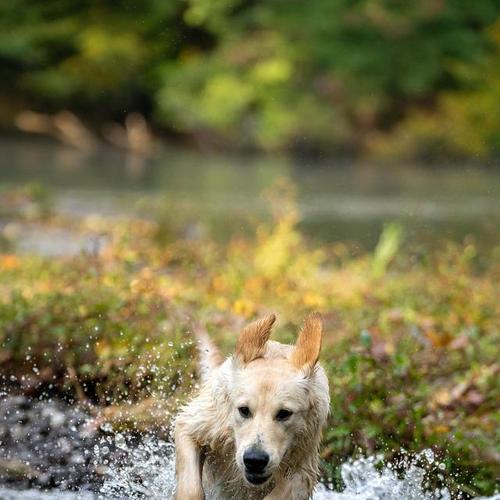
[1,396,498,499]
[1,443,498,499]
[314,454,449,500]
[98,435,175,499]
[96,436,497,500]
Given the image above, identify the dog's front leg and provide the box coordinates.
[174,423,204,500]
[263,473,312,500]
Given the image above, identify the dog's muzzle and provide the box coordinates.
[243,448,271,485]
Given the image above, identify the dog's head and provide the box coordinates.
[219,313,329,487]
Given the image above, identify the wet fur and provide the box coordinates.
[175,314,330,500]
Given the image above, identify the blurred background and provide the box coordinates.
[1,0,500,253]
[2,0,500,158]
[0,0,500,252]
[0,2,499,497]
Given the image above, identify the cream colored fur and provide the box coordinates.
[175,313,330,500]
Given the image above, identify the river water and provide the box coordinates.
[1,137,499,251]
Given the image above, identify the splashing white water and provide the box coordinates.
[313,454,449,500]
[98,435,176,499]
[96,436,498,500]
[1,434,497,499]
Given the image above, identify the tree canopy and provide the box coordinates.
[1,0,499,158]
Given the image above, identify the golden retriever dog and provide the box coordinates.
[174,313,330,500]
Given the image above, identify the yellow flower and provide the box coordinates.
[215,296,229,310]
[303,292,326,308]
[233,299,255,317]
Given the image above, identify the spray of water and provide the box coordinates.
[98,435,176,499]
[96,433,498,500]
[0,422,498,499]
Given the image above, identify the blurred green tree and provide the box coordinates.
[1,0,499,157]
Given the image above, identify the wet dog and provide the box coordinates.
[174,313,330,499]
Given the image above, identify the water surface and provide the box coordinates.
[1,137,499,250]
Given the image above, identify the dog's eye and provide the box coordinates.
[276,409,293,421]
[238,406,251,418]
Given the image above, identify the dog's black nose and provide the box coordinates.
[243,448,270,473]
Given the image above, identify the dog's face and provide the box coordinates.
[221,313,327,487]
[231,358,314,485]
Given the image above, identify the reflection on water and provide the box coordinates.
[1,137,499,250]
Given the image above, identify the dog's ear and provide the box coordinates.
[235,314,276,364]
[290,312,322,372]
